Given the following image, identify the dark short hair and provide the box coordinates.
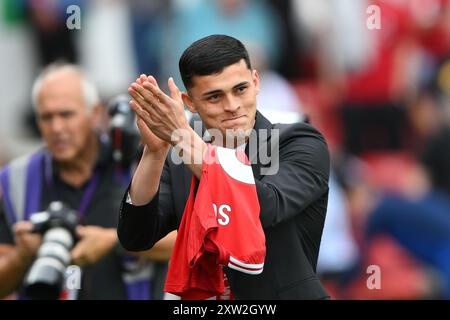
[179,34,252,89]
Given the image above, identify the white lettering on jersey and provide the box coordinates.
[212,203,231,226]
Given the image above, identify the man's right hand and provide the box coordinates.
[130,75,170,156]
[13,221,42,262]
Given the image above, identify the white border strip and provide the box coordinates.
[229,256,264,269]
[228,262,263,275]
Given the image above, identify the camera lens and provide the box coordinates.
[24,227,74,300]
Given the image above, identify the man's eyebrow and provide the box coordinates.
[38,112,50,118]
[202,89,222,97]
[233,81,249,89]
[201,81,250,97]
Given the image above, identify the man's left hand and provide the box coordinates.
[71,226,117,267]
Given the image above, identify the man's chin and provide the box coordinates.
[51,151,75,164]
[222,128,252,147]
[225,125,252,135]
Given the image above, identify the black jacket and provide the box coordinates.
[118,112,330,299]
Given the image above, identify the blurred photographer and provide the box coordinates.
[0,63,174,299]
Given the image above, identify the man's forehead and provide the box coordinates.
[37,101,82,115]
[37,83,85,114]
[39,72,83,96]
[190,62,253,93]
[42,68,82,85]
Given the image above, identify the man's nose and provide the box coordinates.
[223,95,240,113]
[49,117,64,133]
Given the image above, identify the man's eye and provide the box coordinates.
[207,94,220,102]
[38,114,51,122]
[61,111,75,118]
[236,86,247,93]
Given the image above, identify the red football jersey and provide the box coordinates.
[164,144,265,300]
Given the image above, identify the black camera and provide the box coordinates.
[107,94,141,167]
[23,201,78,300]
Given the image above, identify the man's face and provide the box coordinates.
[183,59,259,144]
[36,71,97,163]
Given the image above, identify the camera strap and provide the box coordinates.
[44,151,100,220]
[0,151,45,224]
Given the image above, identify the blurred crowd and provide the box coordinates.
[1,0,450,299]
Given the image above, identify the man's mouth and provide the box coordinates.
[222,115,246,123]
[51,140,69,150]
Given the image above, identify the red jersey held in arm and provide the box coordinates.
[164,144,266,300]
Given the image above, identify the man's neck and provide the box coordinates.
[208,131,250,149]
[58,135,99,188]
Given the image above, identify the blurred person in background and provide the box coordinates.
[265,0,303,80]
[407,55,450,193]
[80,0,136,99]
[291,0,450,156]
[128,0,169,78]
[0,63,174,299]
[27,0,82,65]
[24,0,83,137]
[341,58,450,299]
[163,0,282,91]
[361,139,450,299]
[246,42,305,124]
[329,149,445,299]
[316,174,359,299]
[337,0,413,155]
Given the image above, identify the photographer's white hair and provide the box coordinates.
[31,62,100,112]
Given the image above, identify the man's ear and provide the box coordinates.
[182,92,197,113]
[91,103,103,128]
[253,70,260,95]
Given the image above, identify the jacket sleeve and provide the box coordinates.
[117,158,177,251]
[255,124,330,229]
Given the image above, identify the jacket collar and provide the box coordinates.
[246,111,274,180]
